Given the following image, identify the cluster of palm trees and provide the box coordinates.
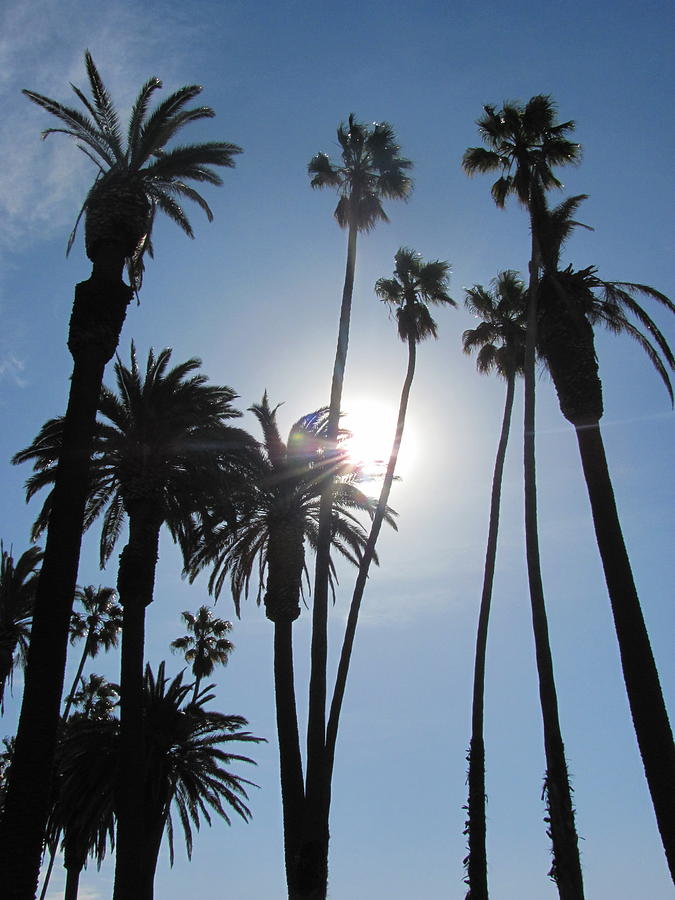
[0,52,672,900]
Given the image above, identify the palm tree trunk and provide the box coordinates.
[524,220,585,900]
[465,369,516,900]
[113,506,162,900]
[274,620,305,899]
[63,864,81,900]
[303,221,358,899]
[575,421,675,878]
[0,248,132,900]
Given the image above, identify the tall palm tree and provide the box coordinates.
[14,345,251,900]
[463,97,585,900]
[326,248,454,788]
[460,271,527,899]
[306,119,412,886]
[0,544,42,711]
[171,605,234,702]
[4,53,241,897]
[63,586,122,721]
[188,394,387,898]
[535,194,675,877]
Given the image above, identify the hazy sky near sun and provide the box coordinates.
[0,0,673,898]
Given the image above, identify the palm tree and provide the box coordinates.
[0,544,42,711]
[171,605,234,702]
[4,53,241,897]
[46,664,261,900]
[306,119,412,886]
[463,98,585,900]
[46,677,119,900]
[535,194,675,877]
[140,662,262,897]
[326,248,454,791]
[188,394,386,898]
[460,271,527,899]
[14,345,251,900]
[63,586,122,721]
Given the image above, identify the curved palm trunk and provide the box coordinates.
[0,247,132,899]
[539,294,675,877]
[575,423,675,876]
[113,505,162,900]
[464,369,516,900]
[523,223,585,900]
[303,222,358,899]
[326,334,416,783]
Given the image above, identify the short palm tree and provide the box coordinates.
[4,54,241,897]
[0,544,42,711]
[46,664,261,900]
[171,605,234,702]
[306,117,412,895]
[463,98,585,900]
[140,662,262,898]
[535,194,675,877]
[188,394,385,898]
[63,585,122,721]
[327,248,454,784]
[46,677,119,900]
[14,345,251,900]
[461,271,527,899]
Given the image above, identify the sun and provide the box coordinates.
[340,396,416,495]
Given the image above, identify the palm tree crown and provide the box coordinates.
[23,51,241,280]
[462,95,580,208]
[0,544,43,710]
[69,585,123,658]
[463,270,528,377]
[171,606,234,689]
[308,114,412,231]
[189,394,390,622]
[374,247,454,341]
[14,344,251,570]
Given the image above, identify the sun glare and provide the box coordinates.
[341,397,417,496]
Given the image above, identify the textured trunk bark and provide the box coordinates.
[303,221,358,900]
[113,506,162,900]
[465,370,516,900]
[0,248,131,900]
[63,864,81,900]
[524,219,585,900]
[274,620,305,898]
[574,422,675,879]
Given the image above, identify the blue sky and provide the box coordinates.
[1,0,673,897]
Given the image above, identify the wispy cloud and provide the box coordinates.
[0,353,26,387]
[0,0,196,256]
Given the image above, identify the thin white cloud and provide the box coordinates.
[0,0,196,256]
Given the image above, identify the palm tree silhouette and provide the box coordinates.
[0,544,42,712]
[5,53,241,897]
[171,605,234,702]
[463,97,585,900]
[188,394,382,898]
[461,271,527,899]
[46,676,119,900]
[63,586,122,721]
[14,345,251,900]
[306,116,412,896]
[535,193,675,877]
[327,248,455,786]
